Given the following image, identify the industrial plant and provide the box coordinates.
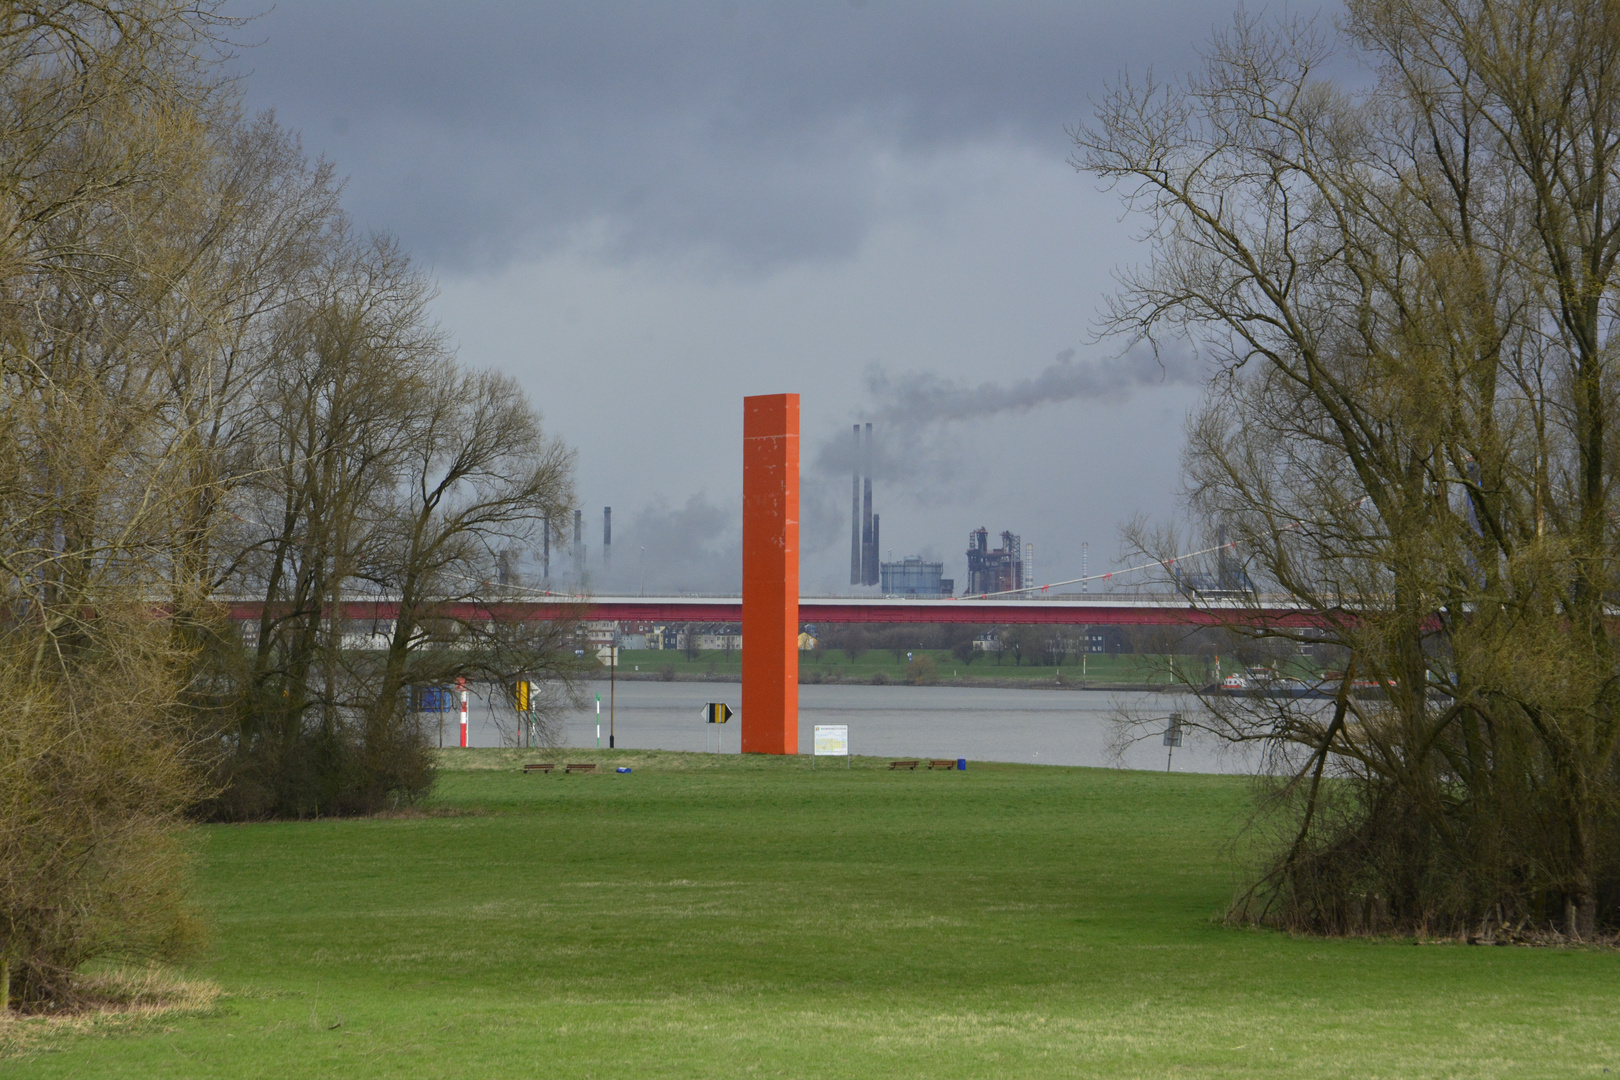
[879,556,953,596]
[849,422,881,586]
[847,425,1038,597]
[965,528,1026,595]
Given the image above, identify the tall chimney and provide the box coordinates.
[849,424,861,586]
[603,506,612,572]
[861,422,874,585]
[573,509,583,578]
[870,513,880,587]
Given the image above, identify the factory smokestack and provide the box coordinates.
[603,506,612,572]
[573,509,583,578]
[861,423,876,585]
[849,424,861,586]
[871,513,880,586]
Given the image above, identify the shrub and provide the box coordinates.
[0,624,207,1010]
[904,656,938,685]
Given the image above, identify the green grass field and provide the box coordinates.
[9,749,1618,1078]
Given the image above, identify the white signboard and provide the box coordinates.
[814,725,849,756]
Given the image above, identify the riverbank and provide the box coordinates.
[589,668,1184,693]
[597,646,1214,689]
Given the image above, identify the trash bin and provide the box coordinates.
[616,767,632,774]
[957,758,967,771]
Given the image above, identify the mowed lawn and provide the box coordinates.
[13,749,1619,1078]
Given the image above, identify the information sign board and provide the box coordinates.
[814,725,849,756]
[1163,714,1184,747]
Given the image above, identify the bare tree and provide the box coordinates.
[840,626,869,665]
[0,1,238,1010]
[355,362,579,804]
[0,0,581,1008]
[211,236,579,818]
[1078,0,1620,938]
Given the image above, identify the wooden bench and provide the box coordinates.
[522,763,555,774]
[564,763,598,774]
[928,759,958,770]
[888,760,919,771]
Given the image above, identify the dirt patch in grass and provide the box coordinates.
[0,965,221,1059]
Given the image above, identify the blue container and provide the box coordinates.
[616,767,632,774]
[957,758,967,771]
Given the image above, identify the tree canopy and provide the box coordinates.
[1077,0,1620,939]
[0,2,578,1009]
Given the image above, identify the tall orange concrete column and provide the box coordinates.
[741,393,799,754]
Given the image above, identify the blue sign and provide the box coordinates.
[419,686,452,712]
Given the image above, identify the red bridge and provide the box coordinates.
[223,594,1327,628]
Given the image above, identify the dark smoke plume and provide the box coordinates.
[815,341,1202,478]
[583,344,1201,594]
[867,343,1199,425]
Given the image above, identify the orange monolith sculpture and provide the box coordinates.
[741,393,799,754]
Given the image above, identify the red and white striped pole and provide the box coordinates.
[458,676,468,748]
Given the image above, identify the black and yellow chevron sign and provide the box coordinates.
[702,702,733,724]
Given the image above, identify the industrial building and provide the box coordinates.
[842,431,1033,599]
[1170,527,1254,596]
[879,556,953,596]
[964,528,1024,595]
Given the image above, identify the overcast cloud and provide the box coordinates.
[235,2,1248,273]
[230,1,1326,594]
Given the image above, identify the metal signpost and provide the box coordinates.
[596,693,602,748]
[813,724,849,769]
[1163,712,1184,771]
[457,676,468,748]
[702,702,733,754]
[514,679,534,747]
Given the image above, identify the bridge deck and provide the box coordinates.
[223,594,1328,627]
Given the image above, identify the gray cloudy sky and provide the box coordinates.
[230,1,1304,595]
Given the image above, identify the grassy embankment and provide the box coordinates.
[612,647,1218,685]
[7,749,1616,1078]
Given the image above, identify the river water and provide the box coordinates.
[435,680,1266,774]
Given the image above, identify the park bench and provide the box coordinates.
[522,763,555,774]
[888,760,919,771]
[928,760,957,770]
[564,763,598,774]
